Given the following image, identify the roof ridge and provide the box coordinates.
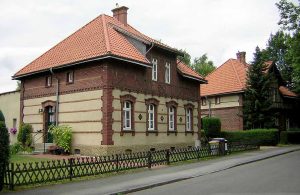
[101,15,111,53]
[230,59,243,88]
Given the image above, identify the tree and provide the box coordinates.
[0,110,5,123]
[0,122,9,191]
[276,0,300,93]
[191,54,216,77]
[243,47,274,129]
[265,31,293,88]
[178,49,192,66]
[16,81,21,91]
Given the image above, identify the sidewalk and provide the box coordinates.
[4,145,300,195]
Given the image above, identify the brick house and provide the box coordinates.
[201,52,299,131]
[13,6,206,155]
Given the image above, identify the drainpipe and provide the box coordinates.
[145,43,154,56]
[50,68,59,126]
[205,96,211,117]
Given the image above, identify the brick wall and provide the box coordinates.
[202,106,243,130]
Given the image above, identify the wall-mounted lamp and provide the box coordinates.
[38,108,44,113]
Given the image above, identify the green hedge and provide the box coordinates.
[280,131,300,144]
[220,129,279,146]
[202,117,221,138]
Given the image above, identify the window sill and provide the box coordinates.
[120,130,135,136]
[66,82,74,85]
[146,130,158,136]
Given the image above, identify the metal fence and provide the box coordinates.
[4,142,259,190]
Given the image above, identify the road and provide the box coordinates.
[131,150,300,195]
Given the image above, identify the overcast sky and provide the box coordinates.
[0,0,290,93]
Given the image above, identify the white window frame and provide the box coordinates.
[169,107,175,131]
[123,101,132,130]
[165,62,170,84]
[46,76,52,87]
[67,72,74,83]
[186,108,192,131]
[148,104,155,130]
[152,58,158,81]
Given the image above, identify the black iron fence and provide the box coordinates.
[4,142,259,190]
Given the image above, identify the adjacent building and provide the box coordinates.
[13,6,206,155]
[201,52,299,131]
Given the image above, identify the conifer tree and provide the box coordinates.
[0,121,9,191]
[243,47,274,129]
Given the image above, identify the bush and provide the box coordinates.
[17,123,33,147]
[10,142,23,155]
[49,125,72,153]
[202,117,221,138]
[280,131,300,144]
[220,129,279,146]
[0,110,5,122]
[288,128,300,132]
[0,121,9,191]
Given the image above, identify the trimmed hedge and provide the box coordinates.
[202,117,221,138]
[280,131,300,144]
[220,129,279,146]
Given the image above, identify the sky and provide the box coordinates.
[0,0,289,93]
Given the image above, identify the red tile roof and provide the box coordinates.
[201,59,249,96]
[279,86,298,97]
[14,14,184,78]
[177,60,206,82]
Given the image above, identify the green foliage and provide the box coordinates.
[17,123,33,147]
[280,131,300,144]
[220,129,279,146]
[202,117,221,138]
[288,128,300,131]
[178,49,192,66]
[243,47,274,129]
[0,110,5,123]
[276,0,300,94]
[49,125,72,153]
[10,142,22,155]
[191,54,216,77]
[0,121,9,191]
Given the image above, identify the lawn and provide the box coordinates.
[10,154,61,163]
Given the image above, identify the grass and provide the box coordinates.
[10,155,50,164]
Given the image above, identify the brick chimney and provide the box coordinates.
[112,6,129,25]
[236,51,246,64]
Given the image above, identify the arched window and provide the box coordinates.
[120,94,136,135]
[184,103,195,133]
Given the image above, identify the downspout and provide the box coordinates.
[205,96,211,117]
[145,43,154,56]
[50,68,59,126]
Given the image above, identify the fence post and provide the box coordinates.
[197,147,200,160]
[69,158,74,181]
[147,151,152,169]
[116,154,119,172]
[9,163,14,191]
[166,150,170,165]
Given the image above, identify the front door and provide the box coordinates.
[45,106,55,143]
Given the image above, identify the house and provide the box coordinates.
[201,52,248,130]
[201,52,299,131]
[13,6,206,155]
[0,90,20,144]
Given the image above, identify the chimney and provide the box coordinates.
[236,51,246,64]
[112,5,129,25]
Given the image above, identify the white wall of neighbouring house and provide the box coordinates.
[0,90,20,144]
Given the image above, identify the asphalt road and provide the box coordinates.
[131,150,300,195]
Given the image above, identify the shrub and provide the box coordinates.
[17,123,33,147]
[220,129,279,146]
[10,142,23,155]
[0,121,9,191]
[202,117,221,138]
[280,131,300,144]
[0,110,5,122]
[49,125,72,153]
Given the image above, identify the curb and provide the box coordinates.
[110,147,300,195]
